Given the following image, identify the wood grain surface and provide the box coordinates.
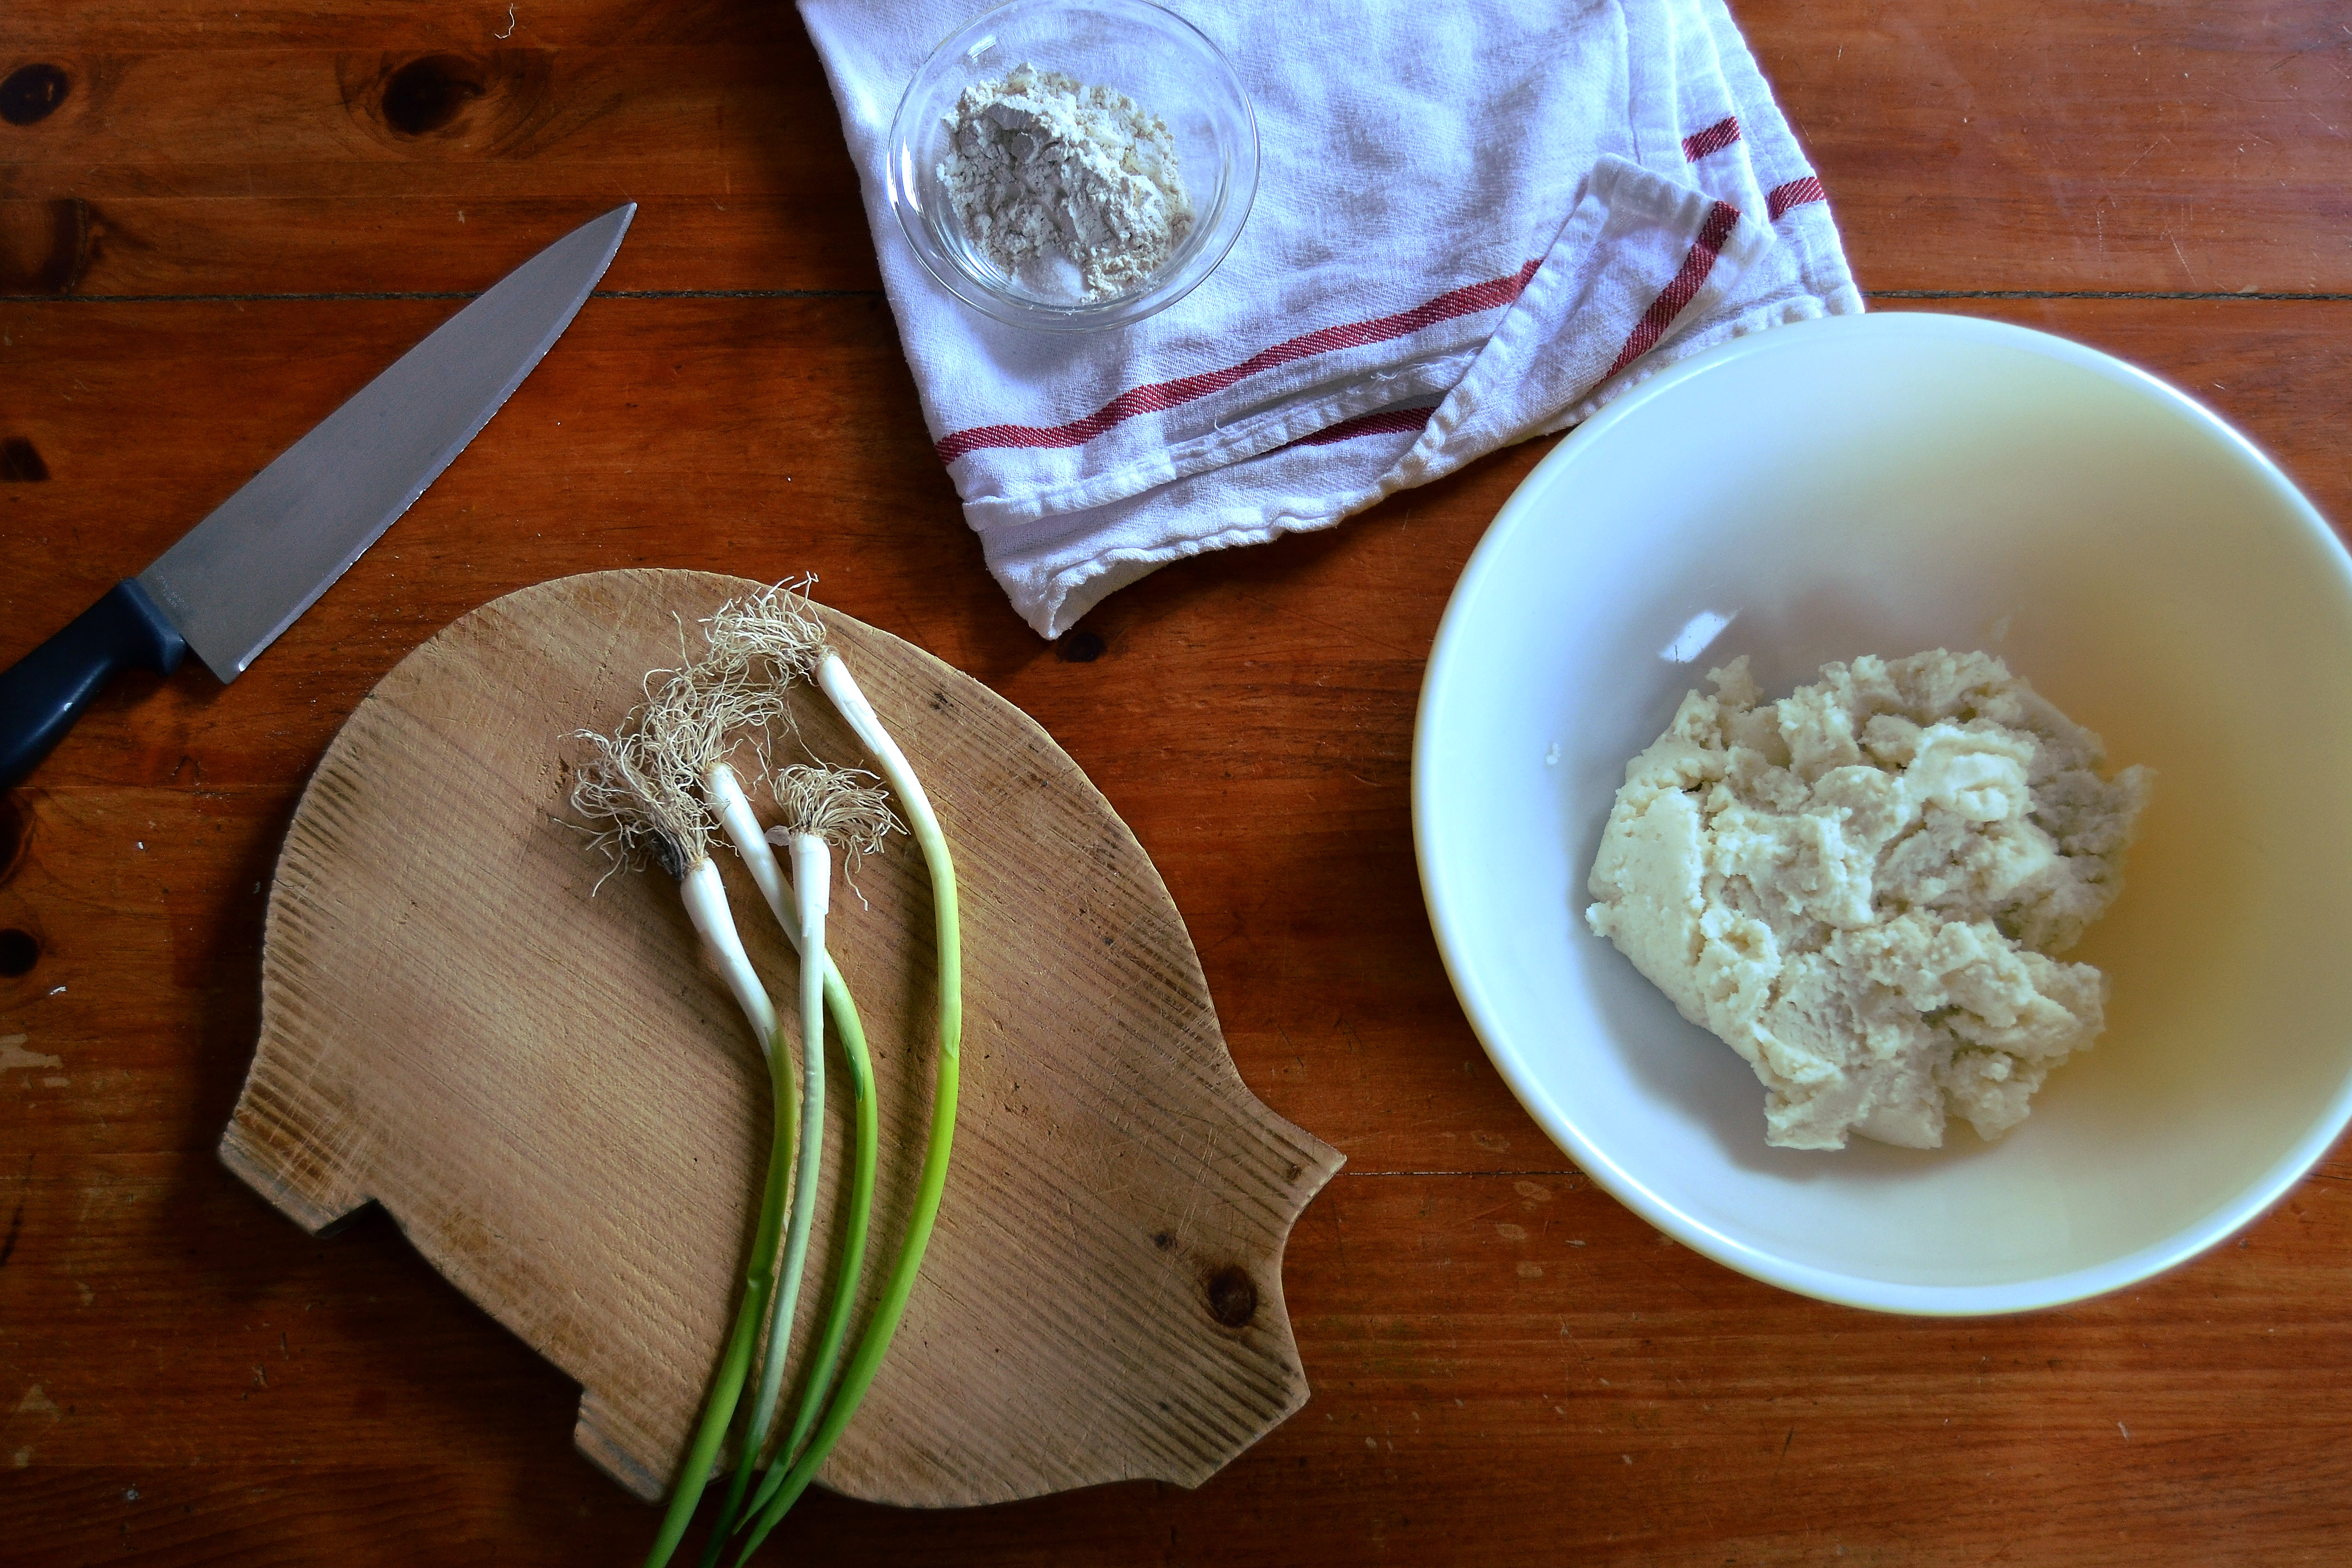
[220,568,1338,1507]
[5,2,2351,1564]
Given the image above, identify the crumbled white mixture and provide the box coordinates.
[938,63,1192,301]
[1585,650,2151,1150]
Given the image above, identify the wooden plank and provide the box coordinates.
[5,1168,2348,1564]
[0,196,883,298]
[2,3,2349,296]
[1746,0,2352,293]
[1,16,872,295]
[0,47,856,208]
[4,0,788,49]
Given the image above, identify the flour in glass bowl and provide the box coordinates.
[937,62,1194,301]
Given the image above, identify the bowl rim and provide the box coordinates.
[1411,310,2352,1315]
[885,0,1261,333]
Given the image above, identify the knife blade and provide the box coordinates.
[0,202,636,792]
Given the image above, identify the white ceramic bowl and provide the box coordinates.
[886,0,1259,332]
[1414,312,2352,1314]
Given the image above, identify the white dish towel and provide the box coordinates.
[799,0,1864,639]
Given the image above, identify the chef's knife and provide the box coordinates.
[0,202,636,792]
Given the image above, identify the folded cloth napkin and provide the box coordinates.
[799,0,1864,638]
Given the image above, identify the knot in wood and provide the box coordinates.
[2,438,50,482]
[0,64,69,126]
[0,929,37,979]
[382,55,486,136]
[1204,1265,1258,1330]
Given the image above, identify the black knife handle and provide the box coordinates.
[0,579,187,792]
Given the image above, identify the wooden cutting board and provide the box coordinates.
[219,569,1342,1508]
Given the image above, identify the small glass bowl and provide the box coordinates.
[885,0,1259,333]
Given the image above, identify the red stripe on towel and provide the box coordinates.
[1605,201,1741,379]
[936,260,1542,464]
[1767,175,1827,222]
[1681,115,1742,162]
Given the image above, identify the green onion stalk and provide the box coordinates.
[691,762,894,1563]
[566,715,797,1568]
[702,586,963,1559]
[702,760,881,1470]
[649,854,797,1568]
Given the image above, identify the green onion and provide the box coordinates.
[644,971,792,1568]
[578,581,964,1562]
[691,764,893,1562]
[701,761,881,1500]
[567,719,796,1568]
[704,590,961,1558]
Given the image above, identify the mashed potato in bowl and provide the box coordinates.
[1415,312,2352,1310]
[1585,649,2150,1151]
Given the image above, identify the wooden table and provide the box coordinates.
[5,3,2349,1562]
